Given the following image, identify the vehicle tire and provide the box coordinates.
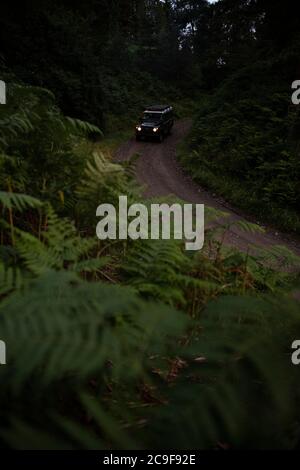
[158,133,164,143]
[136,135,141,142]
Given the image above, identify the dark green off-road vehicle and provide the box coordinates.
[135,105,174,142]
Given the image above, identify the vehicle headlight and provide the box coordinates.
[136,126,142,132]
[153,127,159,133]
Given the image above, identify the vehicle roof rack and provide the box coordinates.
[144,105,173,114]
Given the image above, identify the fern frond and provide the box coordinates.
[65,117,102,137]
[234,219,265,234]
[0,191,43,211]
[0,270,188,390]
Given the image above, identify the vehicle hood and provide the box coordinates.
[140,122,159,128]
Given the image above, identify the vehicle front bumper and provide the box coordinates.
[136,127,160,138]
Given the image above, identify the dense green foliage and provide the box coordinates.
[0,82,300,450]
[177,0,300,232]
[0,1,194,129]
[2,1,299,229]
[0,0,300,451]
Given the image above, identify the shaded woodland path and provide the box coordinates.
[116,119,300,261]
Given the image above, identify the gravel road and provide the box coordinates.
[115,119,300,259]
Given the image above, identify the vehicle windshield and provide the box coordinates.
[142,112,162,123]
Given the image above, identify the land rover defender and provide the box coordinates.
[135,105,174,142]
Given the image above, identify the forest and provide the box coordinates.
[0,0,300,451]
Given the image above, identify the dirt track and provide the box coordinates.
[116,119,300,259]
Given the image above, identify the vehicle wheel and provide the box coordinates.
[136,135,141,142]
[158,133,164,143]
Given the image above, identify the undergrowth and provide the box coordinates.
[0,83,300,450]
[178,67,300,234]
